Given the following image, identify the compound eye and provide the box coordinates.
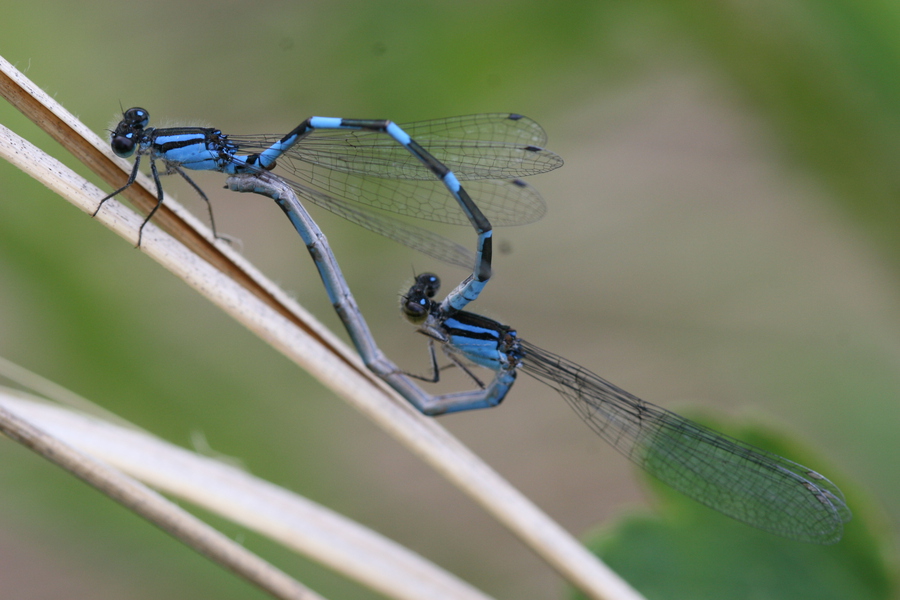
[416,273,440,298]
[111,135,136,157]
[401,295,431,321]
[123,107,149,128]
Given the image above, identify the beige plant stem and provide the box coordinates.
[0,54,646,600]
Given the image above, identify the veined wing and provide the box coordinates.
[283,177,476,269]
[280,160,547,226]
[519,339,851,544]
[229,113,563,182]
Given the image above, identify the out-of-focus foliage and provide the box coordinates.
[1,1,899,599]
[579,416,896,600]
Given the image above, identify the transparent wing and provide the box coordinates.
[282,160,547,226]
[284,178,475,269]
[229,114,563,182]
[225,114,558,259]
[399,113,554,145]
[519,339,851,544]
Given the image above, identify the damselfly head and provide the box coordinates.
[401,273,440,323]
[109,107,149,158]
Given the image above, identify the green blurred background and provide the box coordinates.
[2,1,900,598]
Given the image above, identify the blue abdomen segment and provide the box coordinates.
[152,131,233,172]
[443,313,513,369]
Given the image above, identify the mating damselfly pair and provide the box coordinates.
[95,106,851,544]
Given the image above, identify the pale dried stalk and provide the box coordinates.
[0,55,645,600]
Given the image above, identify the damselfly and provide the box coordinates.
[96,107,561,311]
[399,273,852,543]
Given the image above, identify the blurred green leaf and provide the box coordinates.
[578,415,897,600]
[4,0,900,598]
